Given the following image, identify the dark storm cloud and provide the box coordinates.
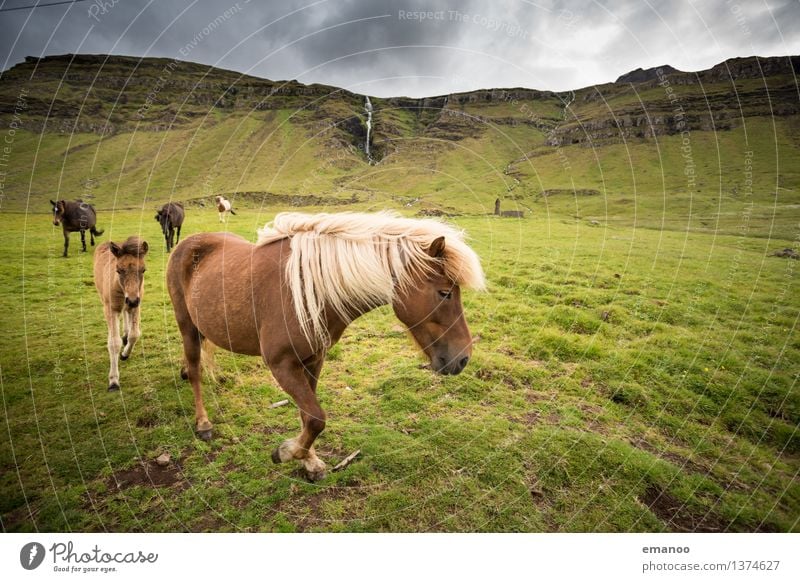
[1,0,798,97]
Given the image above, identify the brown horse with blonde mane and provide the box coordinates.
[94,237,149,391]
[167,211,485,481]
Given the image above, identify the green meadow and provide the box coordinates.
[1,205,797,532]
[1,53,798,532]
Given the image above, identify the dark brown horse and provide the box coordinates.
[167,211,485,481]
[51,199,104,257]
[94,237,149,391]
[155,202,185,252]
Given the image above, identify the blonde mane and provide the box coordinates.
[257,211,485,347]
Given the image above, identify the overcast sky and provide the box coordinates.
[1,0,798,97]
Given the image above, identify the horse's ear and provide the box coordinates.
[427,236,446,258]
[50,199,56,206]
[140,241,149,256]
[109,242,122,258]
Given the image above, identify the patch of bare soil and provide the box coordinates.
[108,459,186,491]
[639,484,727,532]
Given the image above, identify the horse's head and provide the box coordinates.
[50,200,65,226]
[392,236,475,376]
[109,238,149,309]
[155,208,168,235]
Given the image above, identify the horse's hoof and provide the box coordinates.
[305,467,327,482]
[271,448,282,464]
[196,429,213,441]
[120,353,129,361]
[180,368,188,380]
[303,457,327,482]
[108,383,120,392]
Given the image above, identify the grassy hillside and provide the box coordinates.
[0,209,797,532]
[1,54,798,240]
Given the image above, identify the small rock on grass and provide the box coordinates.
[155,452,171,467]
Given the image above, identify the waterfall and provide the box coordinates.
[364,95,373,162]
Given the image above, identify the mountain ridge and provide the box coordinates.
[4,52,798,101]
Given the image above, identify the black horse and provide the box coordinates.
[155,202,185,252]
[51,199,104,257]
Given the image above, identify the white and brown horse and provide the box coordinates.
[214,195,236,222]
[167,211,485,480]
[94,237,149,391]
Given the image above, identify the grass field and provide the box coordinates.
[1,205,797,532]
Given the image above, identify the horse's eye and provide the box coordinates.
[438,290,452,300]
[116,269,123,275]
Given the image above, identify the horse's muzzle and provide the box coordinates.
[435,355,469,376]
[125,297,141,309]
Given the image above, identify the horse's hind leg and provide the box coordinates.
[173,306,212,438]
[187,333,212,439]
[104,305,122,391]
[269,356,327,481]
[90,230,95,246]
[80,229,87,252]
[176,225,181,245]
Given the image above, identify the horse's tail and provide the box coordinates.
[229,208,237,215]
[201,338,219,382]
[91,226,104,237]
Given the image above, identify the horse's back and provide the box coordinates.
[66,200,97,230]
[171,203,185,225]
[167,232,249,294]
[162,202,184,225]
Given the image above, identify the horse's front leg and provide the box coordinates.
[120,305,140,360]
[269,356,327,481]
[80,229,87,252]
[175,225,181,246]
[62,229,69,257]
[168,227,175,252]
[104,305,122,391]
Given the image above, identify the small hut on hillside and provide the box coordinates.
[494,198,524,218]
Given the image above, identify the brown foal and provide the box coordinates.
[94,237,149,391]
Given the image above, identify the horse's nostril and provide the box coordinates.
[459,356,469,369]
[125,297,140,308]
